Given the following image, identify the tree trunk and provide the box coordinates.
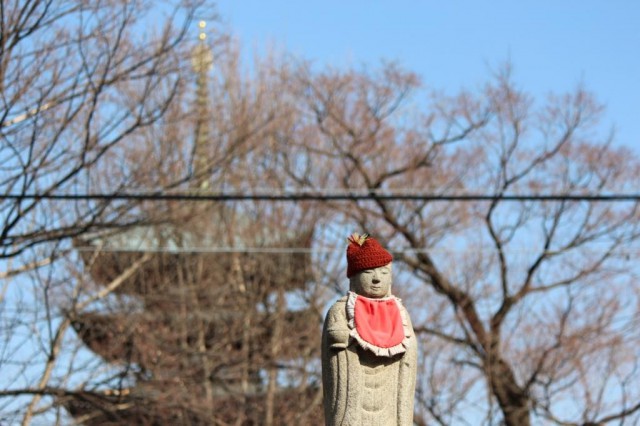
[488,358,531,426]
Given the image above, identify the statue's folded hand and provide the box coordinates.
[326,327,350,349]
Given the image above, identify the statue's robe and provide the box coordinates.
[321,293,417,426]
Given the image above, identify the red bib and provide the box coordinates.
[353,295,405,349]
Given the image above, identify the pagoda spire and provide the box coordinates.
[190,20,213,190]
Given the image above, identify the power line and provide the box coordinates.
[2,192,640,202]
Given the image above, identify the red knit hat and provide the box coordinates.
[346,233,393,278]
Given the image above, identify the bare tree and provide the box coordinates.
[0,0,207,423]
[1,23,327,423]
[3,3,639,423]
[0,0,208,264]
[281,62,640,425]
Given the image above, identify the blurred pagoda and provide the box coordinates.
[61,21,323,425]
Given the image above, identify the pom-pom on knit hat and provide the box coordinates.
[346,233,393,278]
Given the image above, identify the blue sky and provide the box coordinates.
[216,0,639,150]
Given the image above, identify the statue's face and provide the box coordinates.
[350,263,392,298]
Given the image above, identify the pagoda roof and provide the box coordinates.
[60,385,323,425]
[71,307,320,373]
[75,225,313,296]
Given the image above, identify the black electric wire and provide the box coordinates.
[1,192,640,202]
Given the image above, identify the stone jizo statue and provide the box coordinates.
[322,234,417,425]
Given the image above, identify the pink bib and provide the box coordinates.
[346,292,408,356]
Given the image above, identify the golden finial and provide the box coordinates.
[199,20,206,40]
[191,20,213,72]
